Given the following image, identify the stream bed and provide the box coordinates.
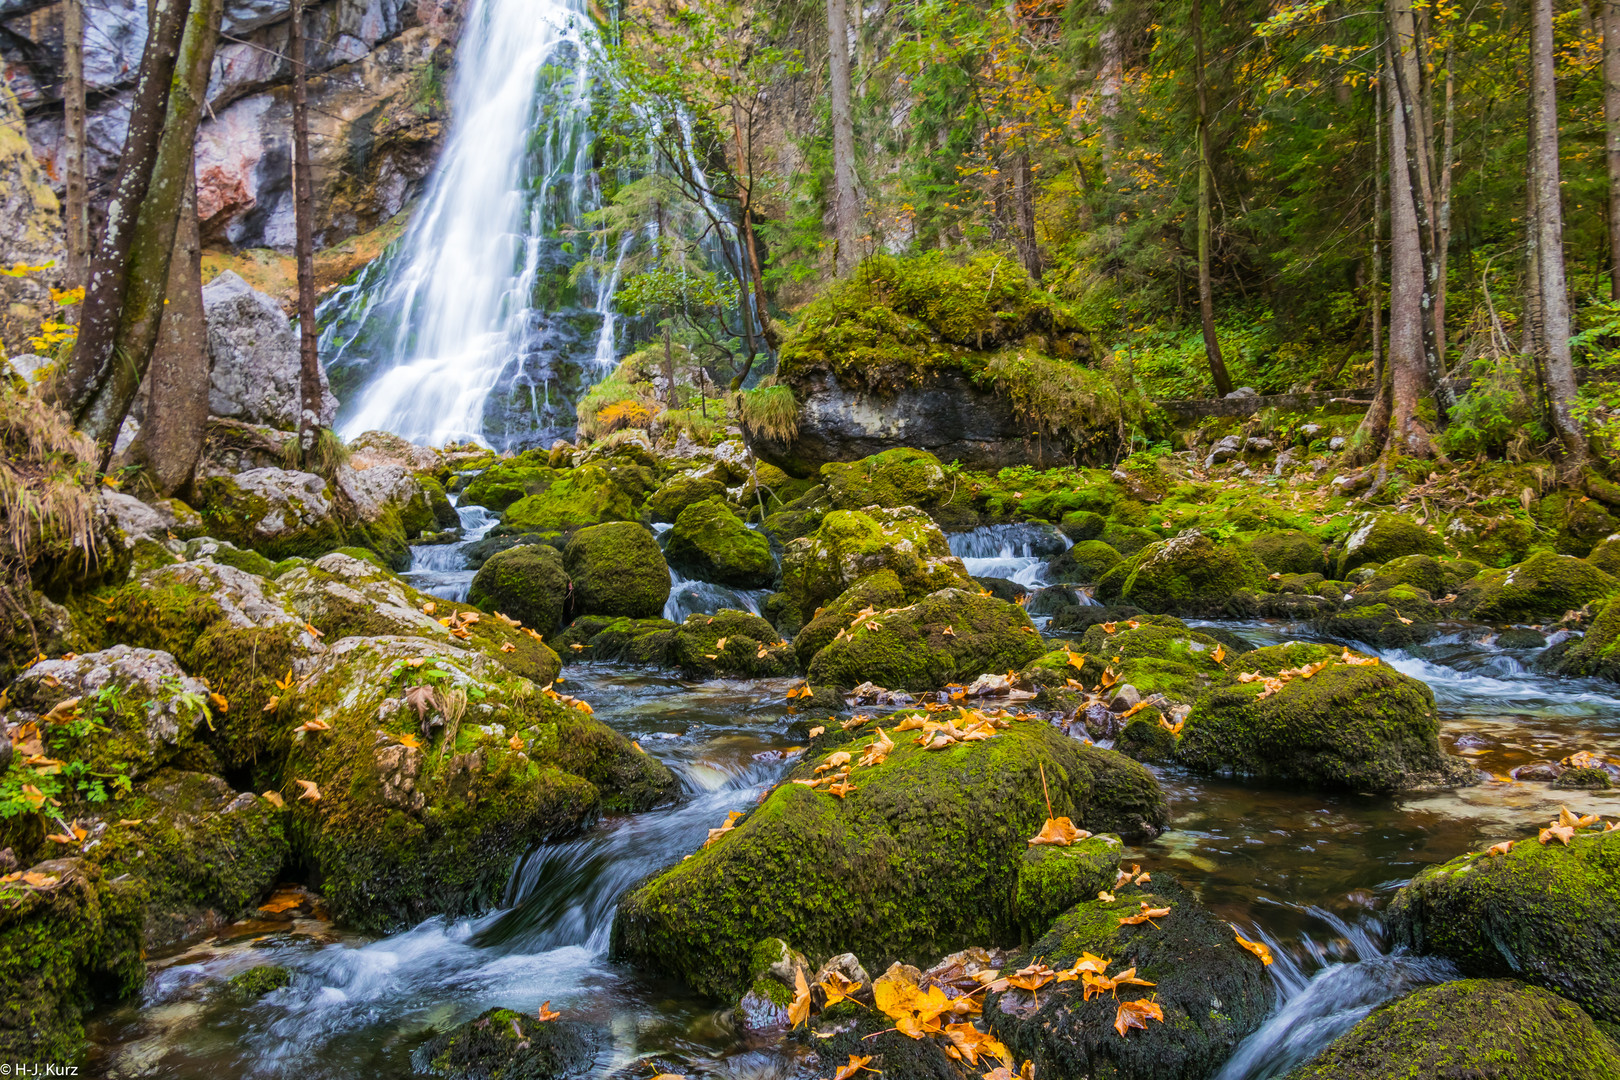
[85,530,1620,1080]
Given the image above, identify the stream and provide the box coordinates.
[85,523,1620,1080]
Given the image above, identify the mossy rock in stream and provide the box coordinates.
[1013,836,1123,940]
[1386,824,1620,1023]
[226,964,292,1000]
[279,553,561,685]
[1283,979,1620,1080]
[1178,643,1474,793]
[468,544,571,636]
[791,570,909,668]
[799,1008,975,1080]
[1047,540,1123,583]
[563,522,670,619]
[497,465,640,532]
[647,470,728,523]
[665,497,776,589]
[804,587,1047,691]
[611,722,1168,998]
[0,858,145,1061]
[1309,587,1441,648]
[1333,512,1446,578]
[778,506,973,625]
[987,876,1275,1080]
[1068,615,1227,708]
[1587,533,1620,577]
[1120,531,1264,617]
[280,636,676,932]
[457,451,556,512]
[1544,595,1620,682]
[1359,553,1481,595]
[668,610,796,679]
[1247,529,1325,576]
[1535,490,1619,557]
[820,448,966,521]
[412,1007,601,1080]
[1454,550,1620,624]
[94,561,324,770]
[550,616,678,666]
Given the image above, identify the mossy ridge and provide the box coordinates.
[986,877,1274,1080]
[1283,979,1620,1080]
[1386,826,1620,1023]
[282,636,674,932]
[0,859,145,1061]
[610,722,1168,998]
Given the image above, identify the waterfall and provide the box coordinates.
[318,0,618,450]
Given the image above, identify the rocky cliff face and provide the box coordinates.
[2,0,462,254]
[0,81,64,354]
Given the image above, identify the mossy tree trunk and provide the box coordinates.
[291,0,325,448]
[1193,0,1233,398]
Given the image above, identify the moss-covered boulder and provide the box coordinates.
[805,587,1047,691]
[412,1007,601,1079]
[1358,553,1468,595]
[562,522,670,619]
[98,561,324,769]
[280,636,676,931]
[1334,512,1446,578]
[1069,616,1228,708]
[1283,979,1620,1080]
[501,465,639,533]
[987,876,1274,1080]
[1455,551,1620,624]
[226,964,292,1000]
[3,645,216,782]
[1100,524,1160,556]
[1248,530,1325,576]
[550,616,678,666]
[664,497,776,589]
[1587,533,1620,577]
[821,448,954,513]
[668,610,796,679]
[458,452,554,512]
[1545,595,1620,682]
[0,858,145,1061]
[280,553,561,686]
[1048,540,1123,583]
[1013,836,1122,939]
[1121,531,1264,616]
[1178,643,1471,792]
[779,507,973,624]
[1060,511,1107,542]
[68,769,287,949]
[791,570,910,668]
[1536,491,1619,557]
[647,470,728,523]
[611,722,1168,997]
[1386,824,1620,1022]
[182,537,277,577]
[1310,587,1441,648]
[468,544,571,636]
[194,467,348,561]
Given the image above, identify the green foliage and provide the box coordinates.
[730,380,798,443]
[1438,355,1549,459]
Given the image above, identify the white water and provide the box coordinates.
[401,498,498,603]
[323,0,617,449]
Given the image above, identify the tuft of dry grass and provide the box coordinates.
[0,384,101,585]
[731,379,799,445]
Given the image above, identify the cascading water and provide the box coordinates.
[316,0,618,450]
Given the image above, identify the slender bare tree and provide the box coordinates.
[62,0,88,287]
[290,0,324,445]
[1192,0,1233,397]
[827,0,860,275]
[1604,0,1620,299]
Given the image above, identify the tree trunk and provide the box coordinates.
[62,0,88,287]
[1605,0,1620,298]
[1097,0,1122,151]
[1193,0,1234,397]
[827,0,860,276]
[1530,0,1587,462]
[1369,63,1384,402]
[1435,43,1455,364]
[73,0,224,460]
[1385,54,1431,455]
[47,0,189,419]
[1014,150,1041,284]
[291,0,323,443]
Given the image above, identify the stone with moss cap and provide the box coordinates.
[182,537,276,577]
[987,876,1274,1080]
[1455,550,1620,624]
[1283,979,1620,1080]
[665,497,776,589]
[549,615,678,666]
[194,467,349,562]
[610,721,1168,998]
[279,636,676,932]
[1178,643,1473,793]
[1359,553,1482,595]
[1014,836,1122,939]
[563,522,670,619]
[647,470,728,523]
[1535,491,1619,558]
[779,506,973,625]
[458,451,554,512]
[1047,539,1122,583]
[468,544,571,636]
[0,857,145,1061]
[805,587,1047,691]
[501,465,640,533]
[411,1006,601,1080]
[1334,512,1446,578]
[1386,824,1620,1023]
[821,448,951,512]
[1545,594,1620,682]
[1587,533,1620,577]
[669,610,796,679]
[1070,615,1229,708]
[227,964,292,999]
[1121,531,1265,617]
[1246,529,1325,576]
[792,570,909,667]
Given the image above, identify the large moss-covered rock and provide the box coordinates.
[412,1007,601,1080]
[805,587,1047,691]
[1587,533,1620,577]
[1310,587,1441,649]
[501,465,639,533]
[468,544,571,636]
[1358,553,1477,596]
[458,452,553,512]
[668,610,796,679]
[611,722,1168,998]
[280,553,561,686]
[1455,551,1620,624]
[1121,531,1264,616]
[1334,512,1446,578]
[1069,616,1227,708]
[550,616,678,666]
[1284,979,1620,1080]
[2,646,215,782]
[1247,530,1325,576]
[1546,594,1620,682]
[988,876,1274,1080]
[821,448,955,514]
[280,636,676,931]
[97,562,324,770]
[647,470,728,523]
[0,858,145,1061]
[563,522,670,619]
[1013,837,1122,939]
[1536,491,1619,557]
[1178,643,1471,792]
[194,467,348,561]
[665,497,776,589]
[69,769,287,949]
[792,570,910,667]
[182,537,276,577]
[779,507,973,624]
[1047,540,1123,583]
[1386,824,1620,1022]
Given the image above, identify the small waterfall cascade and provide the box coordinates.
[317,0,618,450]
[401,497,497,603]
[949,523,1069,588]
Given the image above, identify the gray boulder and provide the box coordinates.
[204,271,338,430]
